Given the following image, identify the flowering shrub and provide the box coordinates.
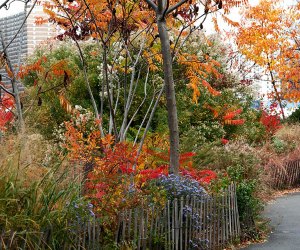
[68,201,95,222]
[156,174,208,200]
[155,175,211,249]
[181,121,225,151]
[54,105,98,143]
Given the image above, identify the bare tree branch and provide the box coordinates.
[55,0,105,136]
[144,0,157,11]
[135,83,165,168]
[0,85,14,97]
[162,0,170,19]
[119,38,145,140]
[123,67,150,139]
[0,0,11,9]
[166,0,188,15]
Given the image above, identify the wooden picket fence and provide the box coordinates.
[0,184,240,250]
[271,160,300,189]
[72,183,240,250]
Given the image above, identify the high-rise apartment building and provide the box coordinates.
[0,3,56,90]
[25,3,56,55]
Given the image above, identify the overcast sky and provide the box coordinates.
[0,0,261,18]
[0,1,26,17]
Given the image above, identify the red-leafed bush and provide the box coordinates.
[221,138,229,145]
[0,94,15,131]
[63,120,217,219]
[260,110,281,136]
[181,168,217,184]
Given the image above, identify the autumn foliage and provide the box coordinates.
[205,104,245,126]
[4,0,300,245]
[63,114,217,217]
[236,0,300,117]
[260,103,281,136]
[0,94,15,132]
[41,0,248,109]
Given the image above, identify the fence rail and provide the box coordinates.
[0,184,240,250]
[271,160,300,189]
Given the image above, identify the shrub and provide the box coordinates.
[273,124,300,151]
[271,137,289,154]
[0,94,15,133]
[194,142,263,239]
[260,110,281,137]
[287,106,300,123]
[156,174,208,200]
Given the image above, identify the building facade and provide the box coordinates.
[25,3,56,55]
[0,3,56,91]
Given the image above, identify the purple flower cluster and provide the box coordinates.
[182,205,201,229]
[189,239,209,249]
[67,202,96,235]
[71,201,95,221]
[156,175,211,248]
[157,174,208,200]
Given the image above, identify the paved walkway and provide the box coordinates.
[245,192,300,250]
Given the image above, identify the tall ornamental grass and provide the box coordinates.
[0,134,83,249]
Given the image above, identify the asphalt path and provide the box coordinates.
[245,192,300,250]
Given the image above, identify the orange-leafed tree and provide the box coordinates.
[141,0,247,174]
[42,0,247,175]
[278,2,300,103]
[235,0,300,119]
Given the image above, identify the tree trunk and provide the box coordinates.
[0,30,24,131]
[103,45,118,138]
[271,81,285,120]
[11,78,24,130]
[157,15,180,175]
[268,62,285,119]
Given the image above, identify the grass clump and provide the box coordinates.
[0,134,84,249]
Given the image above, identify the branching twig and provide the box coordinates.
[0,85,14,97]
